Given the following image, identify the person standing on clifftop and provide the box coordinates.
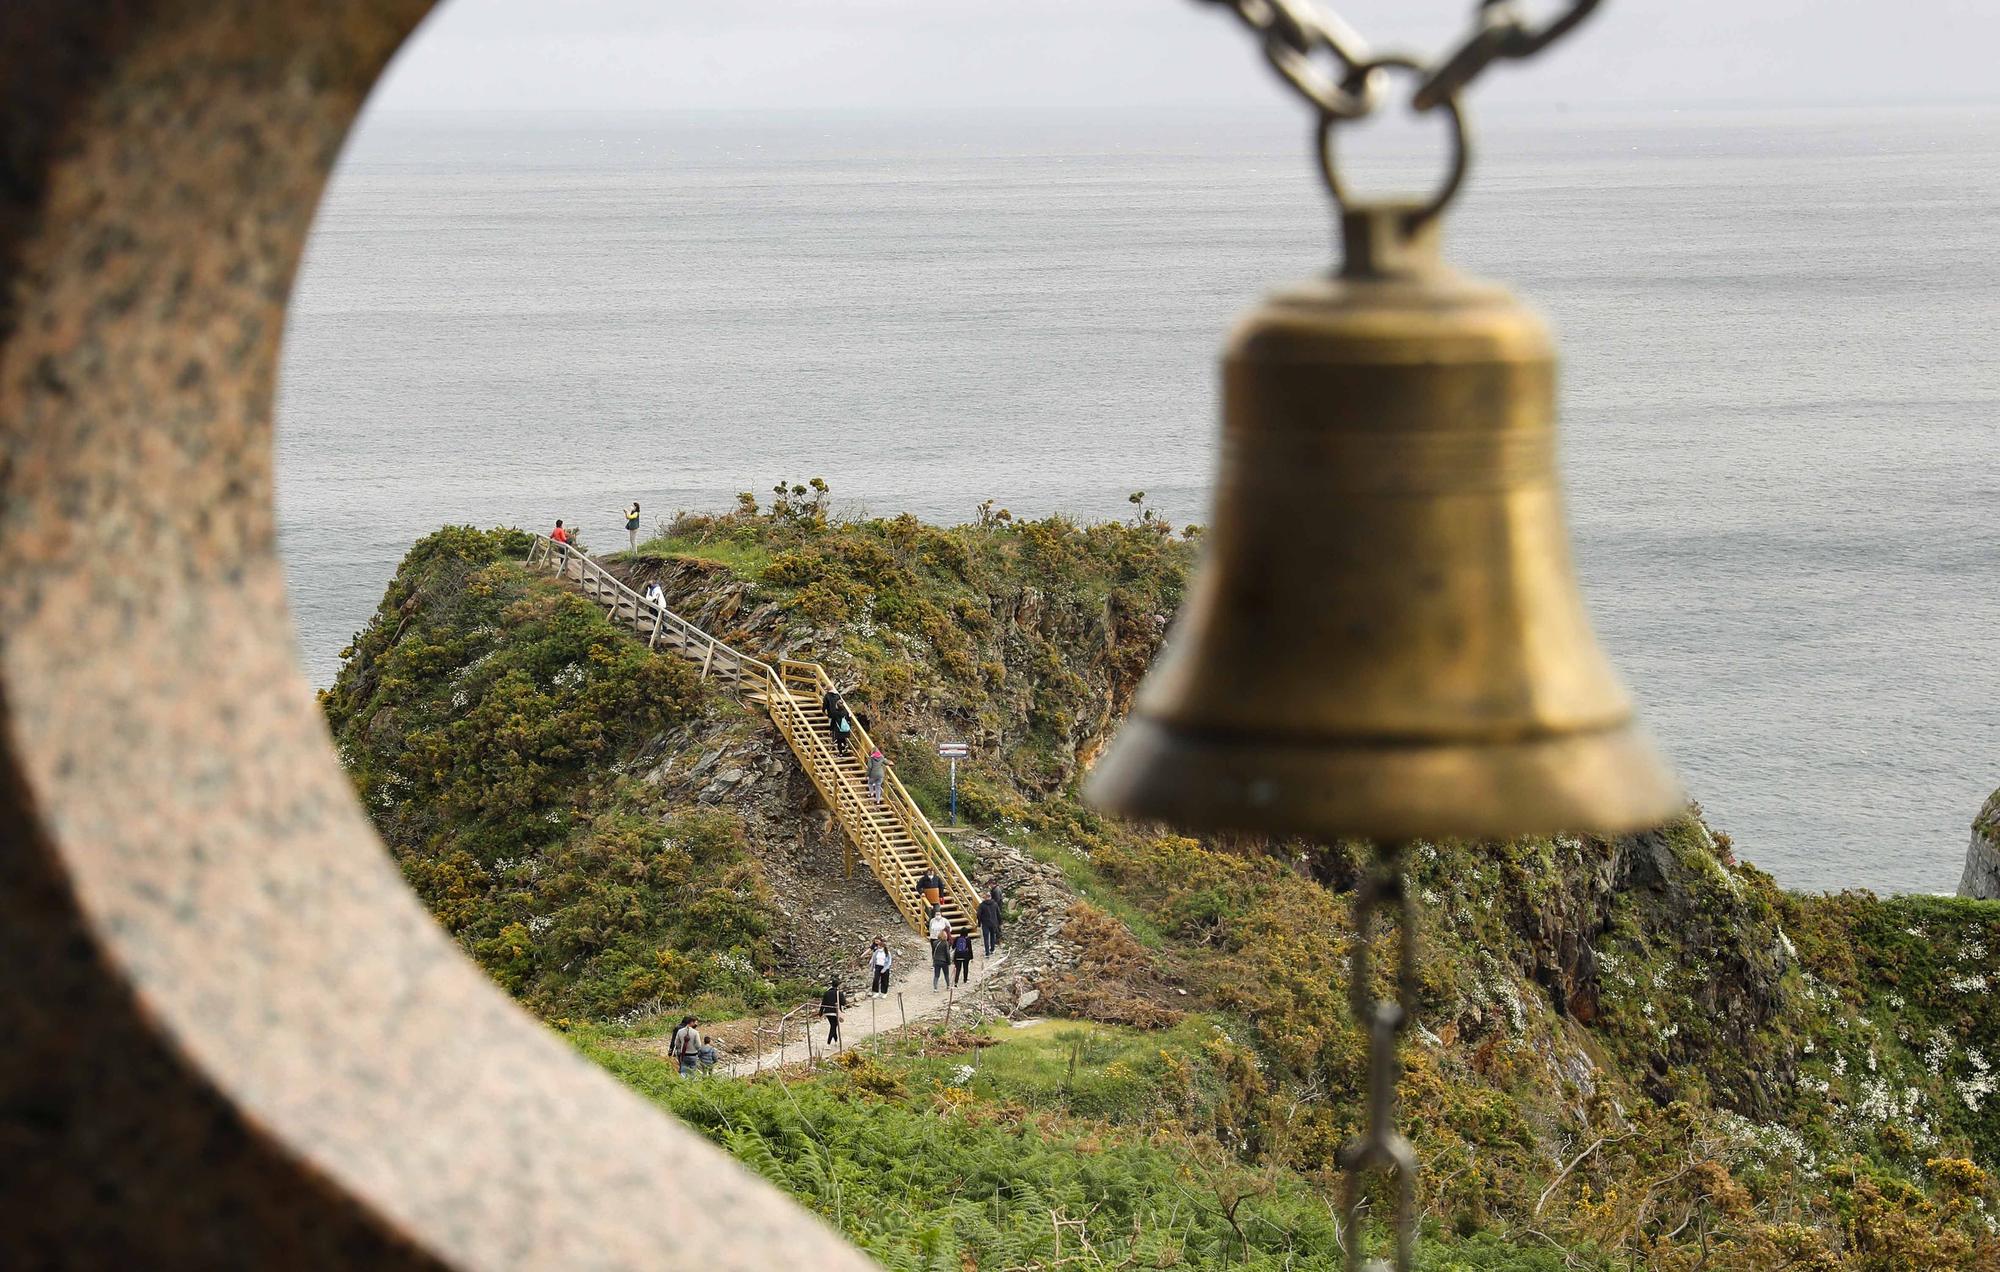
[623,501,641,554]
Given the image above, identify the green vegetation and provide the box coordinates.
[632,530,774,579]
[581,1022,1601,1271]
[321,526,795,1021]
[637,483,1192,812]
[333,503,2000,1270]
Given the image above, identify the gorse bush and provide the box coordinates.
[322,526,782,1019]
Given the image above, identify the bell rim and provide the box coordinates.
[1084,714,1683,844]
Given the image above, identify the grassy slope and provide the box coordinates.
[330,503,2000,1270]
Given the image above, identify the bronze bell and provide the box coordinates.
[1088,203,1681,842]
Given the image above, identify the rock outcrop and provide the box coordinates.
[1961,786,2000,900]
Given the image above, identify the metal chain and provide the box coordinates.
[1199,0,1604,214]
[1196,0,1381,120]
[1339,840,1420,1271]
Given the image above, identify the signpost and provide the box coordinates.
[937,741,969,825]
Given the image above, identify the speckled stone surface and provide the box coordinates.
[0,3,876,1267]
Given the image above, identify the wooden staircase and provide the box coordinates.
[525,534,978,939]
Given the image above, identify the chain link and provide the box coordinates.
[1196,0,1381,120]
[1414,0,1604,110]
[1338,840,1420,1271]
[1199,0,1605,214]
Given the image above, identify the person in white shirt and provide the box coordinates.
[670,1015,702,1077]
[928,908,949,942]
[643,580,666,614]
[868,936,892,997]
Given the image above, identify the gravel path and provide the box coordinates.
[724,946,1011,1076]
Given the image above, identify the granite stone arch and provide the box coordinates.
[0,2,874,1266]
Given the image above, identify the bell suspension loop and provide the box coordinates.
[1315,56,1471,261]
[1340,840,1421,1271]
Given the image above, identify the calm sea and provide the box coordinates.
[277,105,2000,895]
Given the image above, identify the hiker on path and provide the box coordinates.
[819,975,848,1046]
[917,869,944,912]
[977,892,1001,957]
[835,711,854,754]
[643,580,666,614]
[821,689,846,747]
[931,930,952,991]
[928,905,950,943]
[670,1015,703,1077]
[868,936,892,997]
[624,501,641,554]
[549,520,570,572]
[987,882,1005,930]
[698,1032,720,1071]
[951,929,973,986]
[866,747,890,802]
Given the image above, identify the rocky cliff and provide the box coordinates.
[1964,786,2000,900]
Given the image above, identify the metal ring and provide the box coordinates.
[1315,55,1470,226]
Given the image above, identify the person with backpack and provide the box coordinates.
[866,747,889,801]
[951,929,973,986]
[819,975,848,1046]
[670,1015,703,1077]
[867,936,892,997]
[977,892,1001,957]
[623,501,641,554]
[931,929,952,990]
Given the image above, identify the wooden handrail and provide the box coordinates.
[776,658,980,919]
[524,532,980,939]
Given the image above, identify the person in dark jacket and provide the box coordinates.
[931,930,952,990]
[915,869,944,911]
[821,689,845,744]
[820,975,848,1046]
[976,894,1001,957]
[951,930,973,985]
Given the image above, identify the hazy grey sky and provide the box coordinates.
[367,0,1995,115]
